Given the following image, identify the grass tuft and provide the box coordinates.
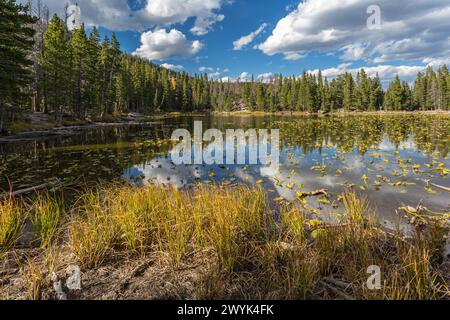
[30,192,64,248]
[0,197,24,254]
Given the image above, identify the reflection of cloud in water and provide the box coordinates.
[123,155,276,190]
[378,136,416,151]
[123,156,206,188]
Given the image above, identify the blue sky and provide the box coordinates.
[23,0,450,84]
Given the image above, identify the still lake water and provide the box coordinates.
[1,114,449,226]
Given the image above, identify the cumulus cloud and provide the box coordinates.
[141,0,226,35]
[22,0,227,34]
[237,72,253,82]
[233,23,267,50]
[220,76,234,82]
[133,29,203,61]
[257,0,450,65]
[160,63,184,72]
[199,67,224,79]
[308,63,425,85]
[257,72,275,83]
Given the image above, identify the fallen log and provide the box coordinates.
[431,183,450,193]
[0,179,62,199]
[297,189,329,198]
[307,189,329,197]
[320,280,355,300]
[322,277,352,291]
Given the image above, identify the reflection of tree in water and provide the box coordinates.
[0,124,173,190]
[277,115,450,158]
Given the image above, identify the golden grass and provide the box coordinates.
[23,257,43,300]
[1,184,448,300]
[30,192,64,248]
[0,197,24,254]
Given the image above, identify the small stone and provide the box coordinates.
[51,272,67,300]
[66,265,82,291]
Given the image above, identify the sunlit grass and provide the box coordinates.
[0,184,448,300]
[30,192,64,248]
[68,190,116,268]
[0,197,24,254]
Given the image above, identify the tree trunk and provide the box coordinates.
[0,102,4,131]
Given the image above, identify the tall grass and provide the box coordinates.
[1,184,448,300]
[30,192,64,248]
[68,190,115,268]
[23,257,43,300]
[0,197,24,254]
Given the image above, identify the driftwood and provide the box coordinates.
[320,280,355,300]
[322,277,352,291]
[307,189,328,197]
[431,183,450,193]
[0,179,62,199]
[298,189,329,198]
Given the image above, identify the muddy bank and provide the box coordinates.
[0,248,210,300]
[2,239,449,301]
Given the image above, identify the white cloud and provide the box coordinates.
[309,63,425,85]
[237,72,253,82]
[141,0,225,35]
[199,67,223,78]
[233,23,267,51]
[208,71,221,79]
[160,63,184,71]
[133,29,203,61]
[23,0,227,34]
[220,76,234,82]
[199,66,217,72]
[190,14,225,36]
[283,52,306,61]
[257,72,275,83]
[257,0,450,65]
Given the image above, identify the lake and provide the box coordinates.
[1,114,449,227]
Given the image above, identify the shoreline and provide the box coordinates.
[1,110,448,142]
[213,110,450,116]
[0,112,192,143]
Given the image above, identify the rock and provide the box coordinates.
[51,273,67,300]
[444,232,450,262]
[66,265,82,291]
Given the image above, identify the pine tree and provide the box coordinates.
[369,74,383,111]
[70,24,88,118]
[355,69,371,111]
[343,73,355,111]
[0,0,36,130]
[438,65,448,110]
[322,78,332,114]
[85,26,101,115]
[384,75,403,111]
[413,72,426,110]
[41,14,70,117]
